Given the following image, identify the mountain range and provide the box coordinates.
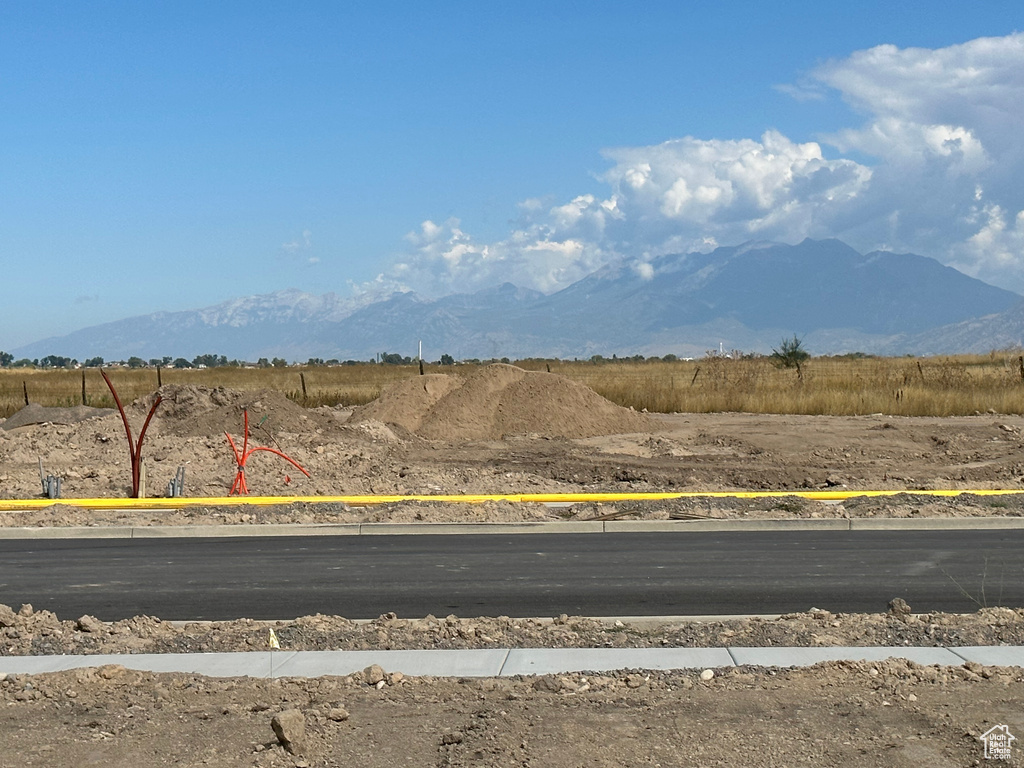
[11,239,1024,361]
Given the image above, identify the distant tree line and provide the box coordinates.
[0,346,838,370]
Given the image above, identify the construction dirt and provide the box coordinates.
[4,603,1024,656]
[1,365,1024,519]
[1,604,1023,766]
[3,365,1024,765]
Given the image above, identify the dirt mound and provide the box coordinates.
[1,403,115,430]
[351,364,652,440]
[350,374,462,434]
[131,385,318,438]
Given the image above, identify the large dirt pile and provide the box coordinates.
[350,364,652,440]
[130,385,322,438]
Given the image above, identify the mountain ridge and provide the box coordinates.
[10,239,1022,361]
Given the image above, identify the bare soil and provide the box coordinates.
[1,659,1022,767]
[2,604,1024,767]
[2,368,1023,765]
[1,366,1023,522]
[3,603,1024,657]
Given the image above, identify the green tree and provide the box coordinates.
[172,358,192,368]
[40,355,75,368]
[192,354,227,368]
[771,335,810,380]
[0,351,12,367]
[127,356,146,368]
[439,353,455,366]
[83,356,104,368]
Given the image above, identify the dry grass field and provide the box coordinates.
[3,352,1024,419]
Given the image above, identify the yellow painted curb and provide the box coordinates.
[0,488,1023,511]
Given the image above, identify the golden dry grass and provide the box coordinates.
[3,352,1024,419]
[544,353,1024,416]
[0,364,423,418]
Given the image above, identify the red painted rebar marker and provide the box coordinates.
[100,369,162,499]
[226,409,311,495]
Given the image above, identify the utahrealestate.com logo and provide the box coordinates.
[981,725,1016,761]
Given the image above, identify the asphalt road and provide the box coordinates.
[1,530,1021,621]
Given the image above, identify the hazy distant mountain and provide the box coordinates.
[885,301,1024,355]
[11,239,1022,361]
[10,289,379,362]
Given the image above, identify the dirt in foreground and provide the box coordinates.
[2,605,1024,768]
[1,659,1021,767]
[1,377,1024,521]
[3,603,1024,656]
[3,373,1024,765]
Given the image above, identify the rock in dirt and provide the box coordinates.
[76,615,105,633]
[532,676,563,693]
[271,709,305,755]
[888,598,912,619]
[363,664,386,685]
[97,665,126,680]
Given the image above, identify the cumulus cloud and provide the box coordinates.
[809,33,1024,284]
[384,217,612,297]
[369,33,1024,297]
[600,131,871,248]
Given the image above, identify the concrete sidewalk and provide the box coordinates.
[1,646,1021,679]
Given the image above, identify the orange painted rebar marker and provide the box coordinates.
[226,409,310,495]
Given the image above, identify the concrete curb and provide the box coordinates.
[1,645,1021,679]
[1,516,1024,539]
[357,521,604,536]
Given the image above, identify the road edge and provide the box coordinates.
[2,516,1024,539]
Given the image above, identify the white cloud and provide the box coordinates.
[382,217,612,297]
[633,261,655,281]
[808,33,1024,285]
[282,229,312,253]
[601,131,871,244]
[281,229,319,266]
[369,33,1024,297]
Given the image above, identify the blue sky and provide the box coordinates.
[3,1,1024,349]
